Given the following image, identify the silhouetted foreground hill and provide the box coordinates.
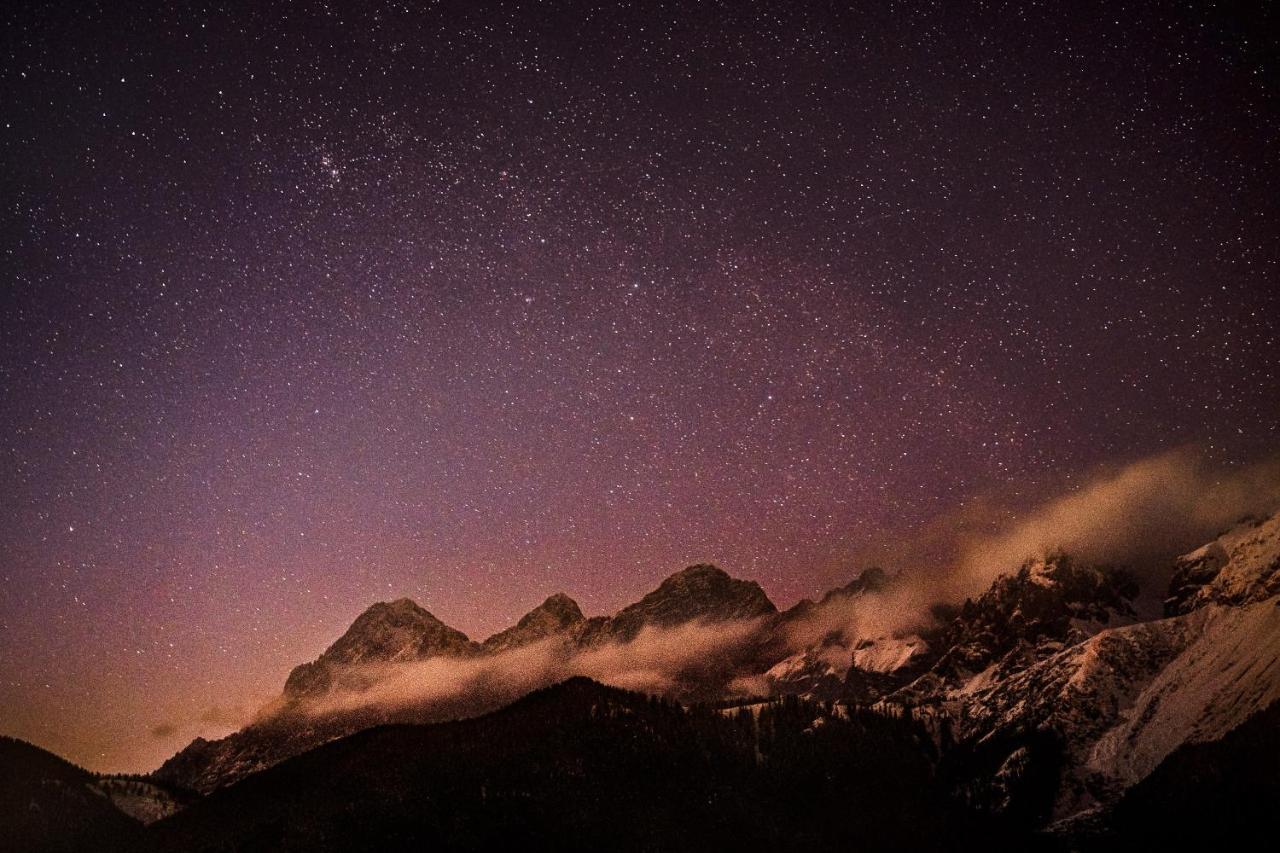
[145,677,1032,853]
[10,679,1276,851]
[0,736,145,853]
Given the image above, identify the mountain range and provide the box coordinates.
[5,509,1279,850]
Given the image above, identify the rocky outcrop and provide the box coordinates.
[1165,513,1280,615]
[894,552,1138,704]
[765,568,934,702]
[482,593,585,653]
[892,512,1280,826]
[283,598,479,698]
[587,564,777,645]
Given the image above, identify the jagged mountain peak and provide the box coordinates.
[334,597,469,652]
[818,566,892,604]
[1166,509,1280,615]
[652,563,769,600]
[538,591,584,618]
[615,564,775,633]
[382,596,422,610]
[338,597,445,633]
[283,598,477,698]
[779,566,894,625]
[998,551,1137,610]
[482,593,586,653]
[567,564,777,648]
[893,551,1138,703]
[659,562,732,587]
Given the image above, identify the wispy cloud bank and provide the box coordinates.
[956,448,1280,594]
[250,448,1280,723]
[295,616,772,719]
[780,448,1280,649]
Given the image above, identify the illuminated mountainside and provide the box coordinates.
[150,511,1280,835]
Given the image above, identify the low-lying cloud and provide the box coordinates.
[779,579,936,653]
[255,447,1280,724]
[574,617,767,694]
[149,703,255,741]
[296,616,773,721]
[758,447,1280,663]
[956,448,1280,596]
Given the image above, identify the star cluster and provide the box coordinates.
[1,1,1277,771]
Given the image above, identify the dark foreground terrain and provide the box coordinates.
[4,678,1018,852]
[6,676,1277,852]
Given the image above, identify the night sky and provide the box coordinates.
[2,1,1278,772]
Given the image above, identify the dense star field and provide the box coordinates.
[2,1,1278,772]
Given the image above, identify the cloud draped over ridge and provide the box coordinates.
[779,580,936,653]
[269,448,1280,721]
[149,704,254,741]
[296,616,772,719]
[955,448,1280,595]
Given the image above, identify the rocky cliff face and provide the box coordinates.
[892,552,1138,705]
[933,591,1280,824]
[583,563,777,645]
[764,568,934,702]
[1165,512,1280,614]
[482,593,585,653]
[283,598,479,699]
[891,513,1280,826]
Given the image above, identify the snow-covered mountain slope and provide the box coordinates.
[950,596,1280,819]
[852,634,929,673]
[891,553,1138,706]
[765,644,852,698]
[1166,511,1280,614]
[765,568,934,701]
[900,511,1280,823]
[1086,598,1280,790]
[766,633,932,701]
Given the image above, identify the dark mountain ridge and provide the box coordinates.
[156,561,791,793]
[144,677,1022,853]
[0,736,190,853]
[78,509,1276,844]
